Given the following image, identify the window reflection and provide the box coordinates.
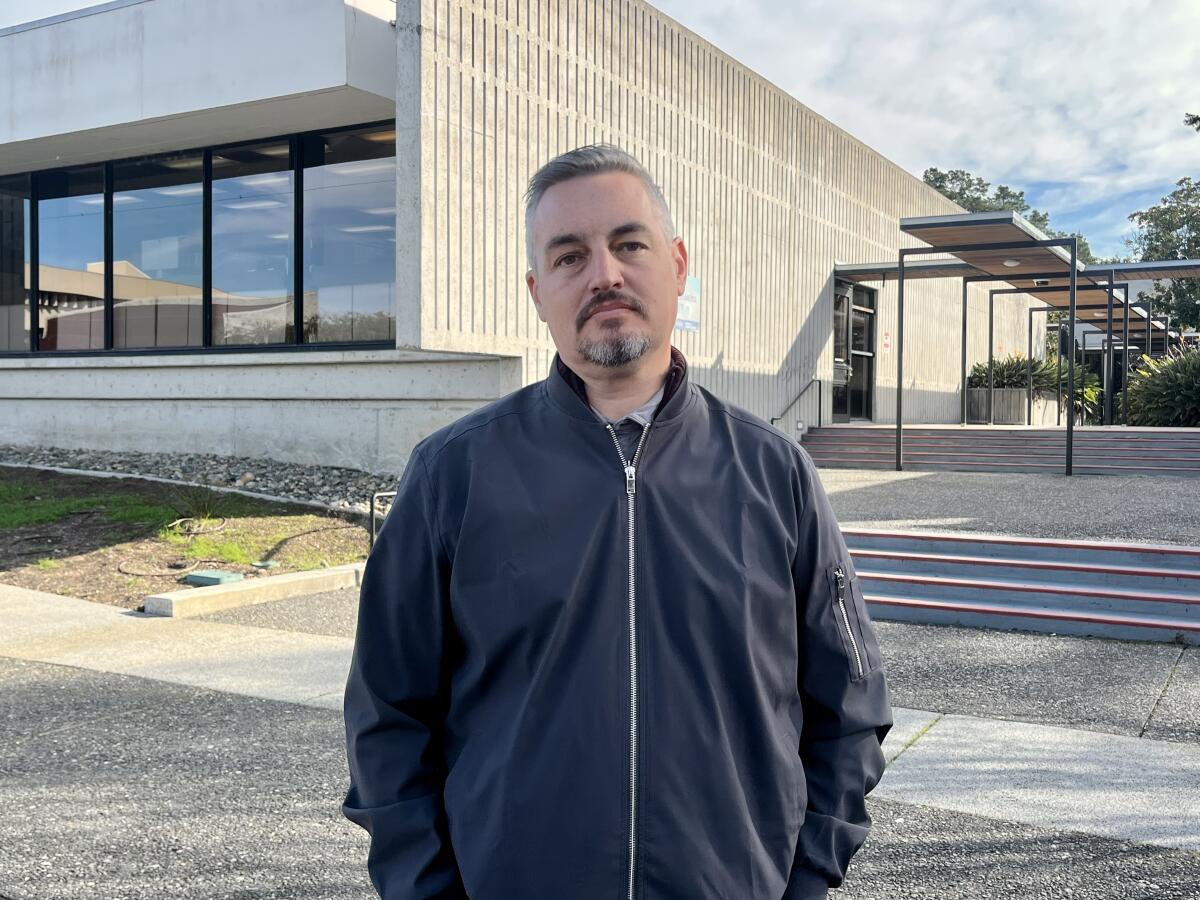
[1,122,397,356]
[112,153,203,348]
[0,174,31,351]
[37,166,105,351]
[301,127,396,343]
[211,141,294,345]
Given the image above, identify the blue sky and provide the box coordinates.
[7,0,1198,258]
[651,0,1200,259]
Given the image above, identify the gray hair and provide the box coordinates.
[524,144,676,270]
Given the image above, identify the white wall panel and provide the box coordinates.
[395,0,1037,426]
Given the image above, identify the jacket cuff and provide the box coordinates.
[782,867,830,900]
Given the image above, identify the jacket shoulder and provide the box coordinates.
[411,380,547,464]
[694,384,807,457]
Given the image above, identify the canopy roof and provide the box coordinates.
[836,211,1200,328]
[899,211,1089,280]
[1084,259,1200,280]
[834,259,978,283]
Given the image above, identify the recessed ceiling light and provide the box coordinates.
[1003,259,1021,268]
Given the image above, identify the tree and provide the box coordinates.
[1127,177,1200,330]
[1185,112,1200,132]
[923,167,1098,263]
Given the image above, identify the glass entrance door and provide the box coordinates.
[832,282,875,422]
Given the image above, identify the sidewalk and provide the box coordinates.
[1,583,1198,899]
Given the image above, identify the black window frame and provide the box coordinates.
[0,118,396,359]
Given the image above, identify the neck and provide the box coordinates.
[575,347,672,422]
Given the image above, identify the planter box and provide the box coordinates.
[967,388,1063,425]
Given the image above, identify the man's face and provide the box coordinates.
[526,171,688,374]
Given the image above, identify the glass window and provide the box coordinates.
[833,287,849,363]
[37,166,105,351]
[211,141,294,346]
[0,174,31,352]
[852,285,875,310]
[851,308,873,353]
[301,126,395,343]
[112,153,204,348]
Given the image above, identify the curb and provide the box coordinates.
[143,563,365,618]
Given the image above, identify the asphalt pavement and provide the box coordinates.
[1,584,1198,899]
[818,468,1200,546]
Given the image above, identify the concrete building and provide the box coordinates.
[0,0,1039,473]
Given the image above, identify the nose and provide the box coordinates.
[586,246,624,294]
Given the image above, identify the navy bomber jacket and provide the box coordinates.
[343,348,892,900]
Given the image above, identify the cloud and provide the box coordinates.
[652,0,1200,257]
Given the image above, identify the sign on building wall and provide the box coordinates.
[675,276,701,332]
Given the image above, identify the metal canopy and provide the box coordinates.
[833,259,981,283]
[894,210,1086,475]
[845,210,1197,477]
[1084,259,1200,281]
[899,211,1096,281]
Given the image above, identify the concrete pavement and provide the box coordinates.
[2,583,1198,898]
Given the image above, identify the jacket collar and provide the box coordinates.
[548,346,692,424]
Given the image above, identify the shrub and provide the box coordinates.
[1126,347,1200,427]
[967,354,1060,392]
[968,353,1101,423]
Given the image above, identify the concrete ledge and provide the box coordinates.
[143,563,365,618]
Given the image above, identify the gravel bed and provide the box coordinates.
[0,446,400,517]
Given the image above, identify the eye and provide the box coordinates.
[619,241,646,253]
[554,252,583,268]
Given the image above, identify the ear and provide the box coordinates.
[526,268,547,323]
[671,237,689,295]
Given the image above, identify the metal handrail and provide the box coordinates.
[771,377,822,428]
[369,490,397,550]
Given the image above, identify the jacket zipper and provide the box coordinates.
[606,421,651,900]
[834,566,865,679]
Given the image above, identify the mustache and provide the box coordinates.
[576,291,647,330]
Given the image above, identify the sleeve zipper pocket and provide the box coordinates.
[834,565,866,680]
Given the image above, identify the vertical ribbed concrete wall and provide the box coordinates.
[397,0,1041,429]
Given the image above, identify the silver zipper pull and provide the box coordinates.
[835,566,846,598]
[625,465,636,495]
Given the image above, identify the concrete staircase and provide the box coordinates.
[802,426,1200,476]
[846,529,1200,645]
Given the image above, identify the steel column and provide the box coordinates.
[1146,296,1153,358]
[202,149,212,348]
[1055,317,1062,426]
[103,162,114,351]
[987,290,995,425]
[960,279,969,425]
[1066,240,1078,476]
[1122,285,1130,424]
[896,251,907,471]
[29,182,39,352]
[1104,275,1115,425]
[1027,307,1034,425]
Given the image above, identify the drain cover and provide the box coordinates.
[184,570,244,587]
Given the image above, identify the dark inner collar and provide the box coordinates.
[555,347,688,418]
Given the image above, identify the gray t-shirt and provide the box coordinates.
[591,384,665,460]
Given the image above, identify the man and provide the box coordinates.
[343,144,892,899]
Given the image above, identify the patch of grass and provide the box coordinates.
[102,497,178,527]
[0,480,98,528]
[33,557,61,570]
[183,536,255,566]
[0,478,176,530]
[280,544,364,571]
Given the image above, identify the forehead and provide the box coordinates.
[531,171,655,239]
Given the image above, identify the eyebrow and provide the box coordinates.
[543,221,651,255]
